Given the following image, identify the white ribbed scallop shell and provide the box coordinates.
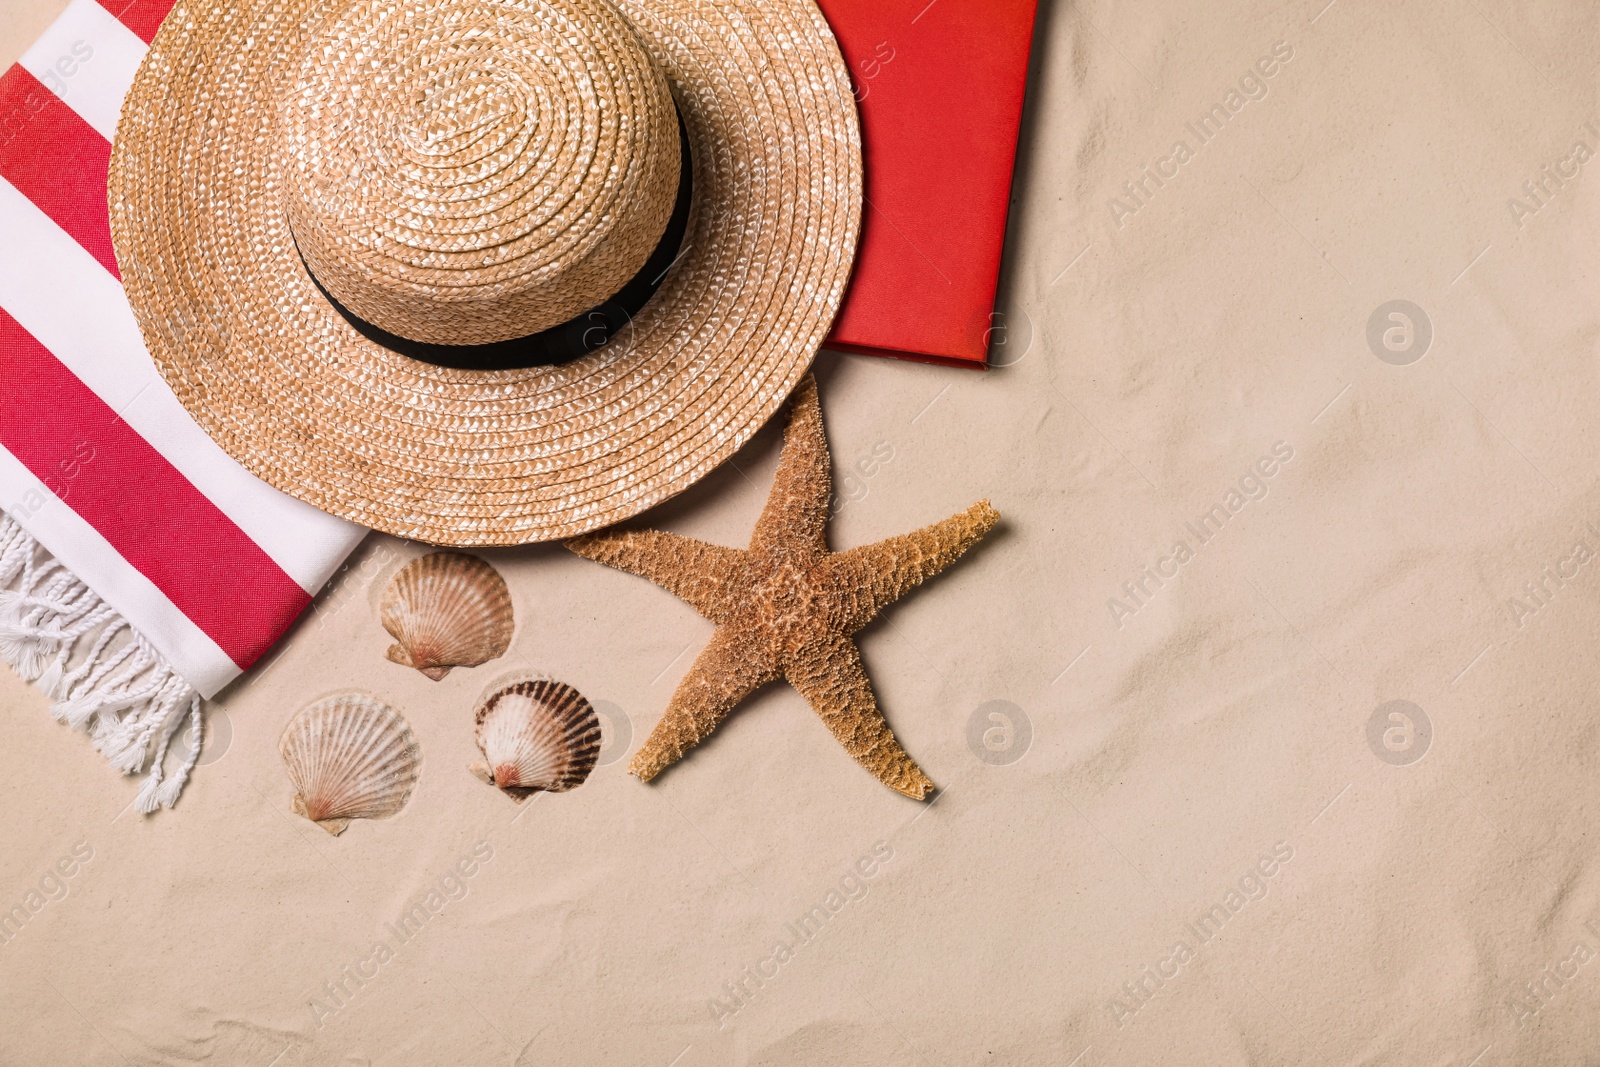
[280,693,420,835]
[381,552,513,681]
[469,679,601,801]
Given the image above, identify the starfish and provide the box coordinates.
[566,375,998,799]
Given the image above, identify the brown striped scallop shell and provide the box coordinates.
[468,679,601,801]
[381,552,513,680]
[280,693,420,835]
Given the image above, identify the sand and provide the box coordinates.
[5,0,1600,1062]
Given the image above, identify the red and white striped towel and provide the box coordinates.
[0,0,365,810]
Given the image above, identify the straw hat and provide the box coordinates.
[109,0,862,546]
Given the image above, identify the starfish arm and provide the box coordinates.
[824,499,1000,633]
[629,624,780,782]
[787,629,934,800]
[750,374,832,557]
[565,530,747,623]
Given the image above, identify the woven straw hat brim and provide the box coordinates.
[108,0,862,546]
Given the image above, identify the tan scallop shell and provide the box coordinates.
[469,679,601,801]
[381,552,513,681]
[280,693,420,835]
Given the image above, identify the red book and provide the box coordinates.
[819,0,1039,368]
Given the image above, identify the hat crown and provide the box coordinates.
[280,0,681,347]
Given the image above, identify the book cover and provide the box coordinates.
[819,0,1040,368]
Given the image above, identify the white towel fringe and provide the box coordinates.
[0,514,203,812]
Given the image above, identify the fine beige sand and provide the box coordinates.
[6,0,1600,1063]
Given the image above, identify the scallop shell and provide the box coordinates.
[469,679,601,801]
[280,694,420,835]
[381,552,513,681]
